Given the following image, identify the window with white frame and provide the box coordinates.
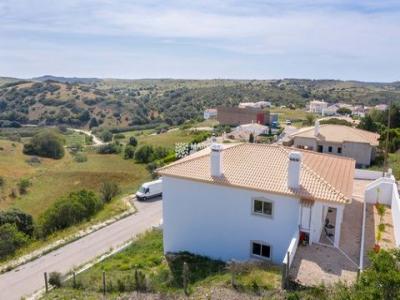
[251,241,271,259]
[253,199,273,217]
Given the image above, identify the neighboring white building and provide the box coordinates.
[203,109,217,120]
[375,104,388,111]
[229,123,269,141]
[309,100,328,114]
[239,101,271,109]
[284,121,380,167]
[158,143,355,264]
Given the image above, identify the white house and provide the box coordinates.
[158,143,355,264]
[229,123,269,141]
[309,100,328,114]
[203,109,217,120]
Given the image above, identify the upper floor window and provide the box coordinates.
[328,146,333,152]
[337,147,342,154]
[253,199,273,217]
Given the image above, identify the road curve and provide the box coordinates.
[0,198,162,300]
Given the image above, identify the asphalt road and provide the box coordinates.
[0,198,162,300]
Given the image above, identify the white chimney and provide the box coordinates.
[288,151,302,189]
[314,120,320,137]
[210,143,223,177]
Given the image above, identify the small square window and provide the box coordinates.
[251,241,271,259]
[254,200,263,214]
[338,147,342,154]
[253,199,273,217]
[328,146,332,152]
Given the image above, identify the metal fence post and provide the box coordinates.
[73,272,76,288]
[44,272,48,293]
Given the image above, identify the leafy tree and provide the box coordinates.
[88,117,98,129]
[48,272,62,288]
[304,113,316,126]
[78,110,90,123]
[336,107,352,115]
[0,223,29,259]
[100,130,113,142]
[100,182,120,203]
[128,136,138,147]
[23,130,65,159]
[124,145,136,159]
[0,208,34,236]
[135,145,155,163]
[358,114,380,133]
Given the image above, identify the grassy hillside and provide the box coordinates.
[1,78,400,129]
[0,139,150,219]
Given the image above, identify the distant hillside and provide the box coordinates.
[0,77,400,129]
[32,75,100,84]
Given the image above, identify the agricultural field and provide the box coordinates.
[43,230,282,299]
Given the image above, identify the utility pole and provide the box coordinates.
[383,101,391,177]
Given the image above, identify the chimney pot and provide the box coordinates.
[314,120,320,137]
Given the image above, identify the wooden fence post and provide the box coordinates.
[73,272,76,288]
[102,271,106,295]
[44,272,48,293]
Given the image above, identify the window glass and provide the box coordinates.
[254,200,263,213]
[338,147,342,154]
[252,242,261,256]
[263,202,272,216]
[261,245,271,258]
[328,146,332,152]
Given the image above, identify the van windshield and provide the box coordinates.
[139,186,149,193]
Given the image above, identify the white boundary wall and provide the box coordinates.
[391,185,400,247]
[282,228,299,268]
[354,169,384,180]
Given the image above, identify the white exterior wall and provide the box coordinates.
[293,137,317,151]
[163,176,300,264]
[342,142,373,167]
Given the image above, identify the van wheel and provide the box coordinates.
[142,197,147,201]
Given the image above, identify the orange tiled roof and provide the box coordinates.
[289,124,379,146]
[157,143,355,204]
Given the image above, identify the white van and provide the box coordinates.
[136,179,162,201]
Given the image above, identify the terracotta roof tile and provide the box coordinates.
[157,143,355,204]
[289,124,379,146]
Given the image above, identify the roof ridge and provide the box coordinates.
[278,146,349,203]
[156,143,243,172]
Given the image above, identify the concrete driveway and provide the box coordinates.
[0,198,162,300]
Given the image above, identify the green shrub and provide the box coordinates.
[0,176,4,188]
[135,145,155,163]
[18,178,31,194]
[74,152,88,163]
[100,182,120,203]
[39,190,103,236]
[128,136,138,147]
[97,143,122,154]
[23,130,65,159]
[0,223,29,259]
[114,133,125,140]
[0,208,34,236]
[124,145,136,159]
[49,272,62,288]
[100,130,113,142]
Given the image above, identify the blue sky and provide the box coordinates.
[1,0,399,81]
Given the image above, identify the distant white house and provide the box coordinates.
[309,100,328,114]
[229,123,269,141]
[239,101,271,109]
[375,104,388,111]
[203,109,217,120]
[158,143,355,264]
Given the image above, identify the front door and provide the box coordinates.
[300,204,312,231]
